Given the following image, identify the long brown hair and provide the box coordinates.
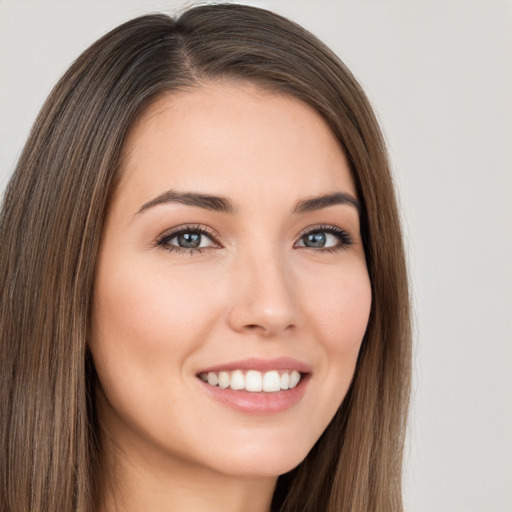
[0,4,411,511]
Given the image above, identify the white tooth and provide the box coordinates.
[230,370,245,390]
[262,370,281,392]
[245,370,263,392]
[289,370,301,388]
[204,369,302,392]
[218,371,230,389]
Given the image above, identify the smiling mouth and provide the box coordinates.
[198,369,302,393]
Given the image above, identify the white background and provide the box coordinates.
[1,1,511,510]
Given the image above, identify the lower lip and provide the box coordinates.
[198,374,310,415]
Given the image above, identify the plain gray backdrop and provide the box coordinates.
[1,1,511,510]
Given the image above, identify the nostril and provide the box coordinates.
[242,323,295,337]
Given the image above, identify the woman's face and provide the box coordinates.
[90,82,371,479]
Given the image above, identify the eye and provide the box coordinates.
[295,225,353,251]
[156,225,219,254]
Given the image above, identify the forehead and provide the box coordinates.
[116,81,355,210]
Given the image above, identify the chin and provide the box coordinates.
[199,433,314,478]
[215,455,305,479]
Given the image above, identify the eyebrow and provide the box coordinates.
[136,189,361,216]
[137,190,236,215]
[293,192,361,215]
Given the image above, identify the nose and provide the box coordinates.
[226,248,298,337]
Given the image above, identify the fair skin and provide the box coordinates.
[90,81,372,512]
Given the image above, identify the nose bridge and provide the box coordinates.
[227,241,298,336]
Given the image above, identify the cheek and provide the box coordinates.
[304,263,372,351]
[301,262,371,408]
[88,259,227,421]
[92,261,221,360]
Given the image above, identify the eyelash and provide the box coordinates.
[155,223,353,255]
[296,224,354,253]
[156,224,220,255]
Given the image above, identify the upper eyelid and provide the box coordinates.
[161,223,350,237]
[157,224,220,243]
[295,223,352,238]
[159,223,348,236]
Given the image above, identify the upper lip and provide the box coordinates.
[197,357,312,374]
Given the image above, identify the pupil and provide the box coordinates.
[306,232,326,248]
[178,232,201,248]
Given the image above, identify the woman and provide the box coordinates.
[0,4,411,512]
